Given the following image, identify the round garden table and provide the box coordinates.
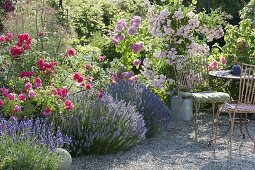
[209,70,240,80]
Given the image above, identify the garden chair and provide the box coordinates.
[173,55,230,142]
[215,63,255,159]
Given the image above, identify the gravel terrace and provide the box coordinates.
[71,112,255,170]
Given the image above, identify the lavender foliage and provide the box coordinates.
[0,116,71,169]
[108,80,170,138]
[60,92,147,156]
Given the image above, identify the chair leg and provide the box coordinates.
[229,111,236,159]
[213,108,221,158]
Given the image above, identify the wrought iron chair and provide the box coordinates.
[215,63,255,159]
[173,55,230,142]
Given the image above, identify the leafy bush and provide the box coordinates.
[108,80,170,138]
[58,92,146,156]
[55,0,149,45]
[0,117,71,169]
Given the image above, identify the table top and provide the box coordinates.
[209,70,241,80]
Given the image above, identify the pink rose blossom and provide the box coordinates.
[212,60,219,69]
[7,93,15,100]
[1,88,9,97]
[14,105,21,113]
[42,108,52,116]
[28,90,36,98]
[24,82,32,90]
[35,83,42,89]
[85,64,90,71]
[65,100,74,110]
[35,77,42,84]
[133,59,141,67]
[9,46,24,59]
[66,48,76,57]
[221,57,227,65]
[0,36,5,43]
[0,99,5,107]
[19,93,26,101]
[19,71,34,78]
[85,84,91,91]
[58,88,69,99]
[5,32,13,42]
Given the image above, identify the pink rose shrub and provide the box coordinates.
[0,32,80,118]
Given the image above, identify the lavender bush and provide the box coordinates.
[108,80,170,138]
[59,92,147,156]
[0,117,71,169]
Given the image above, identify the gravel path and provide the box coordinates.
[71,112,255,170]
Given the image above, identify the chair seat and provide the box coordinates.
[220,103,255,113]
[180,91,230,103]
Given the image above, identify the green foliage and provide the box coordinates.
[59,0,149,45]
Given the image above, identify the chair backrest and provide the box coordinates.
[239,63,255,104]
[174,55,210,93]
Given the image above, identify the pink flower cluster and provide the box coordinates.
[38,59,58,74]
[208,57,227,71]
[128,16,141,35]
[9,33,32,59]
[112,19,127,45]
[73,72,92,91]
[0,32,13,43]
[52,87,69,99]
[132,42,144,53]
[0,76,74,116]
[19,71,34,78]
[112,16,142,46]
[121,71,138,83]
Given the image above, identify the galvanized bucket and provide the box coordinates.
[170,95,193,121]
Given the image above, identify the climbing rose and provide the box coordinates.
[221,57,227,65]
[18,93,26,101]
[24,82,32,90]
[0,99,5,107]
[7,93,15,100]
[66,48,76,57]
[28,90,36,98]
[85,64,90,71]
[9,46,24,58]
[42,108,52,116]
[65,100,74,110]
[1,88,9,97]
[85,84,91,91]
